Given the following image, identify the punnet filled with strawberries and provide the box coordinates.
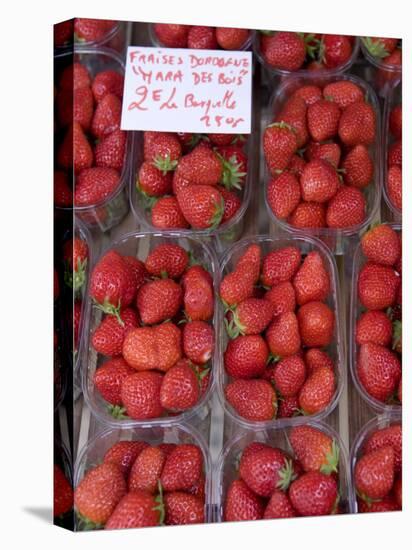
[53,18,403,533]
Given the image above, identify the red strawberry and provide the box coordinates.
[273,355,306,397]
[75,167,120,207]
[326,186,366,228]
[358,263,400,310]
[74,463,126,525]
[164,492,204,525]
[145,243,188,279]
[224,479,264,522]
[290,425,339,473]
[103,441,148,477]
[92,308,139,357]
[289,471,338,516]
[182,265,214,321]
[267,172,301,219]
[158,443,177,457]
[355,311,392,347]
[275,95,308,148]
[264,491,297,519]
[160,444,203,492]
[136,278,182,325]
[358,495,399,513]
[153,23,189,47]
[263,122,298,175]
[208,134,236,146]
[236,244,262,282]
[297,301,334,347]
[59,63,91,91]
[54,465,73,517]
[265,281,296,317]
[91,93,122,138]
[54,171,73,207]
[287,154,307,177]
[357,343,401,402]
[388,140,402,169]
[363,424,402,473]
[322,80,364,109]
[92,70,123,103]
[74,18,116,42]
[225,379,277,421]
[321,34,352,68]
[362,36,398,58]
[292,85,322,106]
[217,145,248,190]
[128,445,166,493]
[73,86,94,131]
[305,141,341,168]
[187,25,217,49]
[277,395,300,418]
[304,348,334,374]
[260,32,306,71]
[183,321,214,364]
[389,105,402,139]
[261,247,301,287]
[95,129,126,170]
[177,144,223,186]
[120,371,163,419]
[361,224,400,267]
[123,256,147,293]
[177,185,224,229]
[160,361,200,411]
[387,165,402,211]
[94,358,135,405]
[342,145,373,189]
[355,446,395,500]
[216,27,250,49]
[266,312,301,358]
[293,251,330,305]
[289,201,326,228]
[224,335,268,379]
[220,270,254,307]
[299,365,335,414]
[300,159,340,203]
[54,20,73,47]
[63,237,88,290]
[339,101,376,146]
[307,99,341,142]
[145,132,182,172]
[187,471,206,501]
[228,298,274,337]
[58,122,93,173]
[219,187,242,222]
[105,491,161,530]
[151,196,189,229]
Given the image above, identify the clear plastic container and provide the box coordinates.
[214,419,353,521]
[360,39,401,98]
[382,80,402,220]
[349,412,402,513]
[54,20,130,56]
[349,223,402,414]
[81,230,221,428]
[54,47,132,232]
[74,422,213,529]
[263,73,382,255]
[217,235,345,430]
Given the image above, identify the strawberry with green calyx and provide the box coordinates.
[63,237,89,292]
[177,185,224,230]
[355,446,395,502]
[289,425,340,474]
[93,357,135,406]
[289,471,339,516]
[92,308,139,357]
[146,132,182,173]
[105,491,163,530]
[275,95,308,148]
[216,147,247,190]
[225,298,274,338]
[362,36,398,59]
[319,34,353,69]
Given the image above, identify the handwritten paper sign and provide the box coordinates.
[120,47,252,134]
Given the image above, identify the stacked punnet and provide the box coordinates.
[386,100,402,212]
[152,23,252,50]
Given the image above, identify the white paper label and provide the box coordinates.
[120,47,252,134]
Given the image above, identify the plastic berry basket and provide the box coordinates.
[214,419,353,521]
[349,223,402,414]
[55,20,130,55]
[263,73,382,255]
[81,230,221,429]
[349,412,402,513]
[217,234,345,431]
[360,39,401,98]
[382,80,402,219]
[74,423,213,530]
[54,46,132,232]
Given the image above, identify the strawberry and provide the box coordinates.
[357,343,401,402]
[91,93,121,138]
[187,471,206,501]
[362,36,399,58]
[103,441,148,477]
[179,145,223,186]
[54,20,73,47]
[326,186,366,228]
[187,25,217,49]
[208,134,236,146]
[75,167,120,207]
[299,365,335,414]
[267,172,301,219]
[304,348,334,374]
[145,132,182,172]
[261,247,301,287]
[181,265,214,321]
[182,321,214,364]
[73,86,94,131]
[54,465,73,517]
[355,446,395,500]
[59,63,91,91]
[54,171,73,207]
[151,196,189,229]
[92,70,123,103]
[224,334,269,379]
[305,141,341,168]
[263,122,298,175]
[264,491,297,519]
[217,145,248,190]
[300,159,340,203]
[265,281,296,317]
[74,18,116,42]
[58,122,93,173]
[292,85,323,106]
[123,256,147,293]
[273,355,306,397]
[227,298,274,337]
[388,139,402,167]
[381,48,402,67]
[290,425,339,473]
[63,237,88,290]
[160,361,200,411]
[158,443,177,457]
[307,99,341,142]
[289,471,338,516]
[338,101,376,147]
[145,243,188,279]
[224,479,264,521]
[260,31,306,71]
[289,201,326,228]
[120,371,163,419]
[122,322,181,372]
[220,270,254,307]
[94,358,135,405]
[216,27,250,49]
[321,34,352,68]
[225,379,277,421]
[275,95,308,148]
[177,185,224,229]
[266,312,301,358]
[387,165,402,211]
[356,311,392,347]
[105,492,162,530]
[287,154,307,177]
[297,301,334,347]
[136,278,182,325]
[361,224,401,267]
[95,129,126,170]
[153,23,190,47]
[92,308,139,357]
[293,251,330,305]
[358,495,399,513]
[389,105,402,139]
[236,244,262,281]
[277,395,300,418]
[164,492,204,525]
[358,263,400,310]
[342,145,373,189]
[397,377,402,403]
[322,80,364,108]
[160,444,203,492]
[128,446,166,493]
[74,462,126,525]
[220,187,242,222]
[363,424,402,473]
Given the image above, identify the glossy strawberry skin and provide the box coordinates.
[338,101,376,147]
[151,196,189,229]
[389,105,402,139]
[273,355,306,397]
[232,298,274,335]
[92,308,139,357]
[357,342,401,402]
[298,365,336,415]
[120,371,164,420]
[361,224,401,266]
[145,243,188,279]
[363,424,402,473]
[266,312,301,358]
[136,278,182,325]
[94,358,135,405]
[153,23,190,47]
[261,247,301,287]
[225,379,277,421]
[177,185,224,229]
[160,444,203,492]
[90,250,135,311]
[297,301,334,347]
[177,144,222,186]
[290,202,326,228]
[187,25,217,49]
[91,93,122,139]
[75,167,120,207]
[92,70,123,102]
[355,310,392,347]
[265,281,296,317]
[263,123,298,175]
[264,490,297,519]
[267,172,301,219]
[128,445,166,493]
[261,32,306,71]
[224,479,264,522]
[220,187,242,223]
[275,95,308,148]
[160,361,200,412]
[307,99,341,142]
[387,165,402,211]
[355,446,395,500]
[358,263,400,310]
[289,471,338,516]
[183,321,214,365]
[74,18,116,41]
[292,85,323,106]
[216,27,250,49]
[322,34,353,68]
[224,335,269,379]
[289,424,337,473]
[54,465,73,517]
[164,492,205,525]
[342,145,374,189]
[105,491,161,530]
[305,141,341,168]
[358,495,399,513]
[239,445,292,497]
[304,348,334,374]
[293,251,330,306]
[322,80,364,109]
[182,265,214,321]
[103,440,148,477]
[326,186,366,228]
[94,129,127,171]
